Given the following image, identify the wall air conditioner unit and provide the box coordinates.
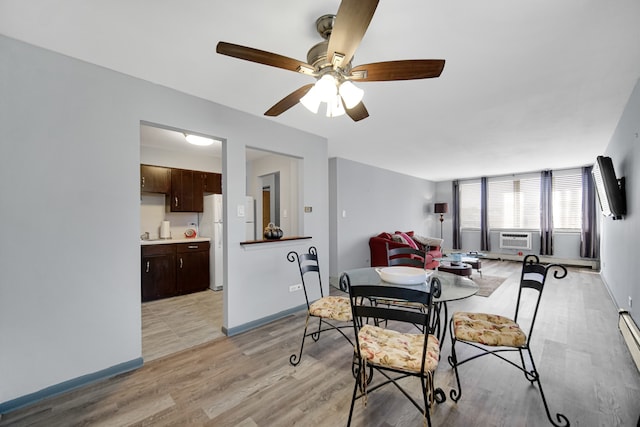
[499,232,532,250]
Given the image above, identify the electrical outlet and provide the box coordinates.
[289,284,303,292]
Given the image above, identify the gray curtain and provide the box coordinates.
[540,170,553,255]
[480,177,490,251]
[452,180,461,250]
[580,166,599,258]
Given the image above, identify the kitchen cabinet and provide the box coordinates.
[141,244,176,302]
[202,172,222,194]
[140,164,170,194]
[170,168,204,212]
[141,164,218,210]
[176,242,210,294]
[141,241,210,302]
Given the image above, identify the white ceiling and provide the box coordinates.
[2,0,639,181]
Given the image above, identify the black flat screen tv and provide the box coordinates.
[592,155,626,219]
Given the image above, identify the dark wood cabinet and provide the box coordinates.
[170,169,204,212]
[140,164,170,194]
[176,242,210,294]
[141,242,210,302]
[202,172,222,194]
[140,164,218,212]
[141,244,176,302]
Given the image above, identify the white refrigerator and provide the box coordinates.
[200,195,255,291]
[200,194,224,290]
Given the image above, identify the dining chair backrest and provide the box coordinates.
[287,246,323,310]
[349,283,437,330]
[513,254,568,343]
[386,243,428,269]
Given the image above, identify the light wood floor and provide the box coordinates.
[2,260,639,426]
[142,289,224,362]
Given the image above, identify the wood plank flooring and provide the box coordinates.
[2,260,639,426]
[142,289,223,362]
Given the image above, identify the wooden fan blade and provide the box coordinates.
[217,41,314,74]
[264,84,314,117]
[351,60,445,82]
[344,101,369,122]
[327,0,379,67]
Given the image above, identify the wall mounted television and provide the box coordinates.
[592,155,626,220]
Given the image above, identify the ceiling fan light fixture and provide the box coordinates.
[184,133,214,146]
[326,95,346,117]
[338,81,364,109]
[300,85,322,113]
[315,74,338,102]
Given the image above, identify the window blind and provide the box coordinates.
[460,180,481,228]
[553,169,582,230]
[488,174,540,229]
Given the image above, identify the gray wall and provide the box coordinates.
[600,78,640,326]
[328,158,439,277]
[0,35,328,407]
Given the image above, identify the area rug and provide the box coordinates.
[473,275,508,297]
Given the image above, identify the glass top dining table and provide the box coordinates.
[339,267,479,355]
[338,267,479,303]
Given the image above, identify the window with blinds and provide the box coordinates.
[488,174,540,229]
[460,180,481,229]
[552,169,582,230]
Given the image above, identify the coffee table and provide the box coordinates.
[437,253,483,277]
[437,261,472,277]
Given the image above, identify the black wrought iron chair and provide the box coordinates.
[287,246,352,366]
[382,243,435,330]
[448,254,569,427]
[344,274,442,427]
[386,243,429,268]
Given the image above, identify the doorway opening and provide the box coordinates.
[261,172,280,230]
[139,122,225,361]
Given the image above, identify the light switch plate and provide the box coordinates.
[237,204,245,217]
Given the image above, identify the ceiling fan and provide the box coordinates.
[216,0,445,121]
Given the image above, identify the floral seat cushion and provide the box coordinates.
[357,324,439,374]
[452,312,526,347]
[309,296,352,321]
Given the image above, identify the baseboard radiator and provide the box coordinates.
[619,310,640,372]
[499,232,532,250]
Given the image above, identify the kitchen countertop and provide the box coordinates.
[140,237,210,245]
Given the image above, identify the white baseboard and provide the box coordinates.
[619,310,640,373]
[473,252,599,269]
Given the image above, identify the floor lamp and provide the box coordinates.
[434,203,448,239]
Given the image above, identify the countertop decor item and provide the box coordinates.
[263,223,283,240]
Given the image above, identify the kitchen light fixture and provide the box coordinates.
[184,133,214,146]
[434,202,449,239]
[299,74,363,118]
